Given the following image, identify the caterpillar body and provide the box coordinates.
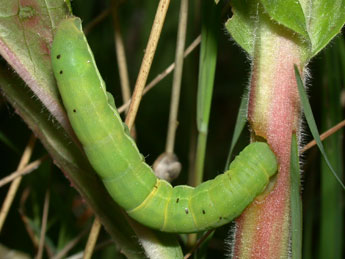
[51,17,277,233]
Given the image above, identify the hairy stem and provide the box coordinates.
[231,12,306,259]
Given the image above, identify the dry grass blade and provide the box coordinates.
[125,0,171,130]
[36,190,50,259]
[165,0,189,154]
[83,217,102,259]
[18,189,38,248]
[0,134,36,232]
[19,188,53,257]
[301,119,345,153]
[0,155,48,188]
[112,5,131,110]
[118,35,201,114]
[19,209,40,249]
[112,2,137,137]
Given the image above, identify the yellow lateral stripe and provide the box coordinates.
[161,186,174,231]
[127,178,160,214]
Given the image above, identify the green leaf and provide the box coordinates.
[0,0,72,134]
[290,134,302,259]
[225,0,258,56]
[308,0,345,57]
[196,2,219,133]
[294,65,345,190]
[260,0,308,39]
[224,91,248,170]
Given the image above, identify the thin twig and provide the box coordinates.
[84,8,112,35]
[118,35,201,114]
[19,209,40,248]
[19,188,54,257]
[184,230,214,259]
[0,134,36,232]
[301,119,345,153]
[52,230,88,259]
[165,0,189,154]
[36,190,50,259]
[125,0,171,130]
[0,155,48,188]
[83,217,102,259]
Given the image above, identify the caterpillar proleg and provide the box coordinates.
[51,17,278,233]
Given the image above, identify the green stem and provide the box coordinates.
[189,0,219,187]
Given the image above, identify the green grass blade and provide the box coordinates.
[290,133,302,259]
[294,65,345,190]
[224,91,248,170]
[192,1,220,186]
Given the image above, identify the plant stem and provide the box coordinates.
[232,11,305,258]
[165,0,188,154]
[83,217,102,259]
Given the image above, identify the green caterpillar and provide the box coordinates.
[51,17,278,233]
